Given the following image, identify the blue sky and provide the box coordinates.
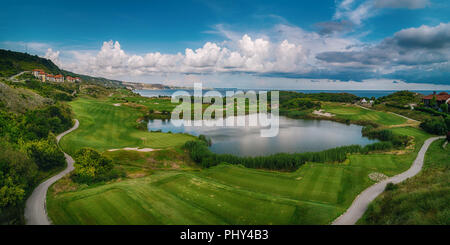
[1,0,450,89]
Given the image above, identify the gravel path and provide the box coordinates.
[332,136,445,225]
[24,119,79,225]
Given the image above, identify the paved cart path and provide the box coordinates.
[332,136,445,225]
[24,119,79,225]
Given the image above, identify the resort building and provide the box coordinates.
[54,74,64,82]
[31,69,80,83]
[423,92,450,107]
[66,76,76,82]
[46,74,55,82]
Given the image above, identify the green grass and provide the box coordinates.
[51,95,434,225]
[48,165,344,225]
[48,126,431,225]
[322,103,407,126]
[59,97,195,154]
[359,138,450,224]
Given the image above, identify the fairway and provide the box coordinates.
[60,97,195,154]
[322,103,407,126]
[48,125,431,225]
[51,96,432,225]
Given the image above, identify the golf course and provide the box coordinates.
[47,93,435,225]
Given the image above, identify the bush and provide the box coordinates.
[184,140,364,171]
[198,134,212,146]
[281,98,321,111]
[71,148,123,184]
[440,103,449,114]
[0,145,37,211]
[25,138,66,170]
[415,106,448,117]
[385,182,398,191]
[420,118,448,135]
[20,104,72,140]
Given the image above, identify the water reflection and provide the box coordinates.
[147,114,377,156]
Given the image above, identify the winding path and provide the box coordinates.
[332,136,445,225]
[9,71,30,82]
[24,119,79,225]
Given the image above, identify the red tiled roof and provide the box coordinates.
[54,74,63,78]
[423,92,450,101]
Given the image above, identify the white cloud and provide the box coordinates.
[44,48,60,65]
[58,31,321,77]
[31,21,448,88]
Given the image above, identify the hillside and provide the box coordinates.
[0,80,53,113]
[0,49,62,77]
[0,49,124,88]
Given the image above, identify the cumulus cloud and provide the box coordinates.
[40,21,449,86]
[391,23,450,49]
[44,48,60,65]
[316,22,450,71]
[60,32,314,78]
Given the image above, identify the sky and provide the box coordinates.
[1,0,450,90]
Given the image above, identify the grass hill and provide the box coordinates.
[0,49,62,77]
[0,49,124,88]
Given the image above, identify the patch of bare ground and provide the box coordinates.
[124,102,147,109]
[127,172,148,179]
[50,176,85,195]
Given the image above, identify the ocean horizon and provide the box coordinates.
[135,89,449,99]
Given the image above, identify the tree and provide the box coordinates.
[420,118,448,135]
[72,148,119,183]
[25,139,66,170]
[0,145,37,209]
[431,95,437,108]
[440,103,448,113]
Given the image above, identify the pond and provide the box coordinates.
[147,114,378,157]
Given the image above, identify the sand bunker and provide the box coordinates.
[108,147,157,152]
[368,172,388,182]
[313,109,334,117]
[113,103,121,107]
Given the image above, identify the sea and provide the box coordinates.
[135,89,449,99]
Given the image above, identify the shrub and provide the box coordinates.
[385,182,398,191]
[420,118,448,135]
[198,134,212,146]
[184,140,363,171]
[25,138,66,170]
[440,103,448,114]
[71,148,123,184]
[281,98,321,110]
[0,145,37,210]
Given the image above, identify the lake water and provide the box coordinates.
[147,115,377,156]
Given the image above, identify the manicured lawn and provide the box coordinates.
[59,97,195,154]
[51,96,434,225]
[48,125,431,225]
[322,103,407,126]
[47,165,344,225]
